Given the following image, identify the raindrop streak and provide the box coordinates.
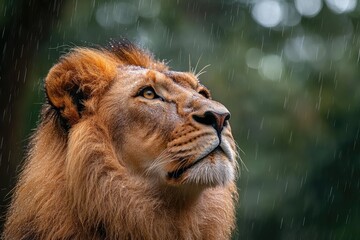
[288,131,293,144]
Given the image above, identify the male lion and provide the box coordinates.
[3,39,238,239]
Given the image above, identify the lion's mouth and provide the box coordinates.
[167,146,224,179]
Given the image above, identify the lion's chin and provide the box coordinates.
[167,148,235,187]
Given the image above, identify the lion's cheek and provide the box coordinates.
[119,132,167,174]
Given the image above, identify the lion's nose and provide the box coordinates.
[192,110,230,135]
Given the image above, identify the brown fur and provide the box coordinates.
[3,39,238,239]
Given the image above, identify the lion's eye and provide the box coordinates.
[143,89,155,99]
[138,86,162,100]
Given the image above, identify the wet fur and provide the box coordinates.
[3,39,237,239]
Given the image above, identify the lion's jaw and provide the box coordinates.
[101,67,237,190]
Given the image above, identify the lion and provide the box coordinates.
[3,39,238,239]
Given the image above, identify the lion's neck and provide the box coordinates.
[65,121,236,239]
[156,182,206,208]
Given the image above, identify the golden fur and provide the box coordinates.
[3,39,238,239]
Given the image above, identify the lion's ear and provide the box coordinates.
[45,48,120,126]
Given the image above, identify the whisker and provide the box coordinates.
[170,157,189,178]
[188,54,192,73]
[145,149,171,176]
[195,64,211,78]
[145,149,188,176]
[193,54,202,75]
[234,140,248,173]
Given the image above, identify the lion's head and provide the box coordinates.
[47,40,237,188]
[4,39,238,239]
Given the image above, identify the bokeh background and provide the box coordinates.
[1,0,359,239]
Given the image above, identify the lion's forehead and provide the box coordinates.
[144,69,199,90]
[164,71,199,89]
[121,67,199,90]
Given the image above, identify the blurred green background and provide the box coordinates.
[1,0,359,239]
